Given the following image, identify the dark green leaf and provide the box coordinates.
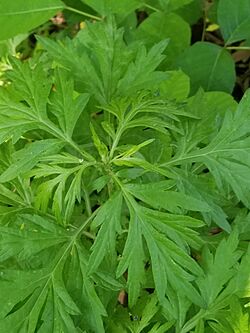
[218,0,250,45]
[177,42,236,94]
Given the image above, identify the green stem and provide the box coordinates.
[50,209,99,275]
[109,125,124,159]
[226,46,250,50]
[74,208,99,238]
[82,230,96,240]
[201,10,207,42]
[110,172,132,204]
[143,3,160,12]
[65,6,102,21]
[180,309,207,333]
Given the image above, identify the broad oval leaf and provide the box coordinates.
[218,0,250,45]
[0,0,64,41]
[177,42,236,94]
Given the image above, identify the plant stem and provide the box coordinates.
[226,46,250,50]
[201,12,207,41]
[143,3,160,12]
[75,208,99,238]
[82,230,96,240]
[109,126,124,160]
[180,309,207,333]
[65,6,102,21]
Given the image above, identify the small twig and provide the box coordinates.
[201,14,207,42]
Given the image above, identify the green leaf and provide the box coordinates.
[124,293,174,333]
[132,294,159,333]
[218,0,250,45]
[116,139,155,159]
[88,192,123,273]
[141,206,205,250]
[161,90,237,231]
[227,246,250,300]
[0,59,52,143]
[116,205,146,307]
[181,233,246,333]
[177,42,236,94]
[0,0,64,41]
[163,91,250,225]
[39,20,169,103]
[226,297,249,333]
[38,18,133,103]
[0,243,80,332]
[66,244,107,333]
[0,139,63,183]
[182,90,237,146]
[141,207,205,307]
[7,57,51,118]
[0,214,69,262]
[50,68,90,138]
[158,70,190,101]
[0,213,107,332]
[125,181,211,213]
[117,40,169,96]
[81,0,140,15]
[0,58,92,160]
[106,92,191,161]
[90,123,109,162]
[176,0,202,25]
[118,191,204,308]
[0,34,28,57]
[31,160,93,223]
[157,0,194,11]
[1,8,250,332]
[196,91,250,207]
[0,184,26,207]
[135,12,191,68]
[197,230,240,307]
[174,170,231,232]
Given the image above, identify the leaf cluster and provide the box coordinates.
[0,1,250,333]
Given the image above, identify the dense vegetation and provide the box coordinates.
[0,0,249,332]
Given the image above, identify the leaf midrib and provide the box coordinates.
[224,15,250,45]
[161,147,250,167]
